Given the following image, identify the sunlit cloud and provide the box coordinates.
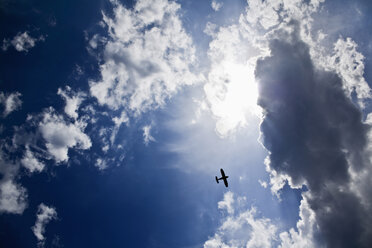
[1,0,372,247]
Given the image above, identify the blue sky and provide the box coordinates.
[1,0,372,247]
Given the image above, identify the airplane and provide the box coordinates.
[215,168,229,187]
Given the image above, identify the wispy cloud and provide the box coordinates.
[143,124,155,145]
[211,0,223,12]
[95,158,108,170]
[2,31,44,52]
[0,91,22,117]
[32,203,57,246]
[21,146,45,173]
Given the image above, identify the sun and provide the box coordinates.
[205,59,261,137]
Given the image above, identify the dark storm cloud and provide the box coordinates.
[256,27,372,247]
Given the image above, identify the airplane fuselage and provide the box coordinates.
[216,168,229,187]
[216,176,228,181]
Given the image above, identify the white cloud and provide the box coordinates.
[217,191,234,215]
[143,124,155,145]
[110,111,129,144]
[74,64,84,76]
[326,37,371,107]
[264,156,298,198]
[242,0,281,30]
[21,146,45,173]
[89,0,201,115]
[2,31,44,52]
[57,86,86,119]
[211,0,223,12]
[32,203,57,244]
[88,34,104,49]
[0,91,22,117]
[0,179,27,214]
[204,24,260,136]
[39,108,91,163]
[205,192,317,248]
[278,194,318,248]
[0,150,28,214]
[204,192,277,248]
[95,158,108,170]
[258,179,268,188]
[203,22,218,37]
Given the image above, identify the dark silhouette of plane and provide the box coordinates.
[216,168,229,187]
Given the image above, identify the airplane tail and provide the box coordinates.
[215,176,219,184]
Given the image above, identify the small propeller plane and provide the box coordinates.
[215,168,229,187]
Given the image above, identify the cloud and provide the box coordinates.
[204,0,372,245]
[57,86,86,119]
[0,91,92,214]
[110,111,129,144]
[239,0,371,109]
[205,192,318,248]
[88,34,104,49]
[217,191,234,215]
[21,146,45,173]
[32,203,57,246]
[256,24,372,247]
[89,0,201,115]
[203,0,327,137]
[0,179,27,214]
[326,37,371,107]
[142,124,155,145]
[240,0,324,33]
[2,31,44,52]
[0,91,22,117]
[278,193,318,248]
[204,192,278,248]
[95,158,108,170]
[211,0,223,12]
[204,23,260,137]
[258,179,268,188]
[0,150,27,214]
[203,22,218,37]
[38,108,91,163]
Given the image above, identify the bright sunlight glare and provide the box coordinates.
[205,59,261,137]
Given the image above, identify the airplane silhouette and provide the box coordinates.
[216,168,229,187]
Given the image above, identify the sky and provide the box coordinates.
[1,0,372,247]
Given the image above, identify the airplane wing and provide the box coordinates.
[220,168,225,177]
[223,178,228,187]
